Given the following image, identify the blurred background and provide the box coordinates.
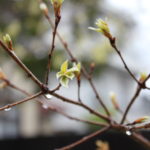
[0,0,150,141]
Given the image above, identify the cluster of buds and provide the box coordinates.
[50,0,64,17]
[3,34,13,50]
[88,18,113,41]
[56,60,81,87]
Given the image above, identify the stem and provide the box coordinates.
[0,40,43,88]
[0,91,43,111]
[120,85,142,124]
[51,92,111,123]
[45,16,61,85]
[131,133,150,150]
[89,78,111,116]
[77,78,82,102]
[55,126,110,150]
[110,41,139,84]
[47,106,107,127]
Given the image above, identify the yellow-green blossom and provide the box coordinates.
[88,18,112,39]
[56,60,81,87]
[3,34,11,44]
[3,34,13,50]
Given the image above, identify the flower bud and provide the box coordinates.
[3,34,13,50]
[88,18,113,39]
[40,2,48,16]
[0,82,7,89]
[133,116,149,125]
[0,68,7,80]
[139,72,148,83]
[109,92,119,110]
[50,0,64,17]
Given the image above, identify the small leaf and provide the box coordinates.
[60,60,68,73]
[65,72,75,80]
[60,77,69,87]
[56,71,63,79]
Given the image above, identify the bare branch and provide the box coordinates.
[50,92,111,122]
[120,85,142,124]
[109,39,139,84]
[0,40,43,88]
[55,126,110,150]
[47,106,108,127]
[0,91,43,111]
[45,13,61,85]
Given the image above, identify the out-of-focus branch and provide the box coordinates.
[51,92,111,123]
[120,75,150,124]
[109,39,139,84]
[47,106,108,127]
[45,14,61,85]
[56,126,110,150]
[0,40,43,88]
[0,91,43,111]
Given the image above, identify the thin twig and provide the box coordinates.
[110,40,139,84]
[45,16,61,85]
[55,126,110,150]
[88,78,111,116]
[131,133,150,150]
[3,79,30,96]
[120,85,142,124]
[47,106,108,127]
[0,40,43,88]
[0,91,43,111]
[77,78,82,102]
[120,75,150,124]
[130,123,150,131]
[50,83,61,93]
[50,92,111,123]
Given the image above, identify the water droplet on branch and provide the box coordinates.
[126,130,132,136]
[44,94,53,100]
[4,107,12,112]
[42,104,49,109]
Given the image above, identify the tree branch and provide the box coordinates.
[0,91,43,111]
[55,126,110,150]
